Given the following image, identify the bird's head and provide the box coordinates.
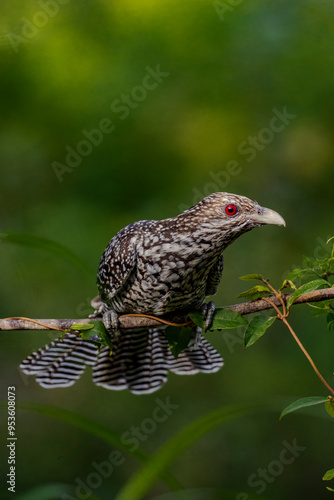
[183,192,285,248]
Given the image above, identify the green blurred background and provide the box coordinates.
[1,0,334,498]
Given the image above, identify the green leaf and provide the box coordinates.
[188,311,204,329]
[327,312,334,332]
[82,320,113,350]
[189,308,247,331]
[285,268,314,281]
[239,273,264,281]
[326,487,334,492]
[308,301,331,317]
[303,255,316,269]
[280,396,329,419]
[70,321,113,350]
[323,469,334,481]
[326,257,334,273]
[287,279,330,309]
[164,326,193,358]
[70,323,95,331]
[315,257,334,276]
[0,232,94,280]
[279,279,297,291]
[244,315,276,348]
[211,308,248,330]
[325,400,334,418]
[238,285,271,301]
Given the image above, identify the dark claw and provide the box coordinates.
[201,301,216,331]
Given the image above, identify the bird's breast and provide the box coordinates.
[111,242,220,315]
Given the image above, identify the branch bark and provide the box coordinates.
[0,288,333,332]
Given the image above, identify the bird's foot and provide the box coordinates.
[102,309,122,341]
[201,301,216,332]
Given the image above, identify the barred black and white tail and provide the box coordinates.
[20,328,223,395]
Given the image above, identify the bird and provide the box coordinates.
[20,192,285,394]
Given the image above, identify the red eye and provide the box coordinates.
[225,204,238,216]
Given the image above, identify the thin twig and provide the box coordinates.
[260,279,285,318]
[262,297,282,317]
[228,288,334,315]
[260,284,334,396]
[281,317,334,397]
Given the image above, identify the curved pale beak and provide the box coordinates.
[251,206,286,227]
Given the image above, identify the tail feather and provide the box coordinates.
[20,333,98,388]
[20,328,223,394]
[165,336,223,375]
[93,329,168,395]
[186,337,223,373]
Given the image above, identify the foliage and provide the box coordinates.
[71,320,113,350]
[244,315,276,348]
[189,308,247,330]
[323,468,334,492]
[279,396,330,419]
[164,326,194,358]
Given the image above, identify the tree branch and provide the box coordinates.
[0,288,333,332]
[228,287,334,315]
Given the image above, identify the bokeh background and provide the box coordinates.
[1,1,334,499]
